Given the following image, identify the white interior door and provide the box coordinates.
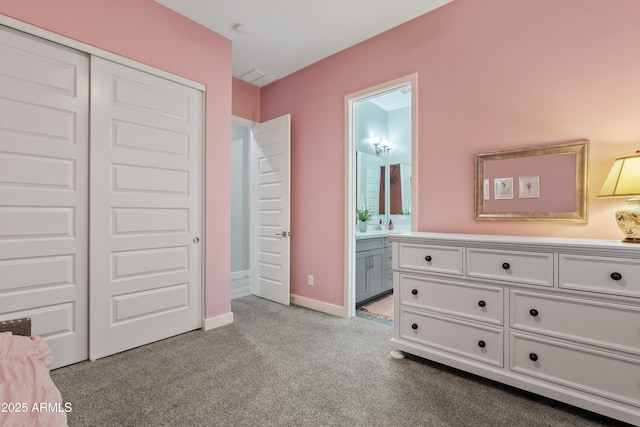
[250,115,291,305]
[0,26,89,369]
[90,57,203,360]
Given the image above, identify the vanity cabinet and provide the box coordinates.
[356,237,393,303]
[390,233,640,425]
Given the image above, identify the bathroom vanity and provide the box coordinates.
[390,232,640,425]
[355,231,393,304]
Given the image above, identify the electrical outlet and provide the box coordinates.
[307,275,314,286]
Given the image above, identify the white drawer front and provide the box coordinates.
[511,290,640,356]
[467,248,553,287]
[511,333,640,408]
[397,243,463,275]
[399,308,503,367]
[399,274,503,325]
[559,254,640,299]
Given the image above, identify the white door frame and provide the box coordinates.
[344,74,418,318]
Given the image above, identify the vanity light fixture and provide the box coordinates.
[372,137,391,156]
[598,150,640,242]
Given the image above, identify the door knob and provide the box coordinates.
[193,237,199,244]
[274,231,290,237]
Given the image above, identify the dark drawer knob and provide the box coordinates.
[411,323,418,330]
[425,255,432,262]
[411,289,418,295]
[478,300,486,308]
[529,309,539,317]
[610,272,622,281]
[478,340,486,348]
[502,262,510,270]
[529,353,538,362]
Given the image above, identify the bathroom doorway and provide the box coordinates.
[344,74,418,318]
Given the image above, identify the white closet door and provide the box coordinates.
[90,57,203,360]
[0,26,89,369]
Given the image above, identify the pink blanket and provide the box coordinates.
[0,332,67,427]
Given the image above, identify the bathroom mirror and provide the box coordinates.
[379,163,411,215]
[357,151,411,217]
[474,140,588,222]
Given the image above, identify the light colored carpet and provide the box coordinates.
[49,296,628,427]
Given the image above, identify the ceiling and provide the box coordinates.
[367,86,412,111]
[155,0,453,87]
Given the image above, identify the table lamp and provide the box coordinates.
[598,151,640,242]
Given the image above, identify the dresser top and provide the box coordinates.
[389,232,640,257]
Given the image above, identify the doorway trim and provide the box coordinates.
[344,74,418,318]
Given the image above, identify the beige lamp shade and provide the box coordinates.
[598,153,640,242]
[598,154,640,197]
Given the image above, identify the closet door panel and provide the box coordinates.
[90,57,202,360]
[0,25,89,369]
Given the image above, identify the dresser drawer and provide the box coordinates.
[559,254,640,299]
[467,248,553,287]
[399,274,503,325]
[399,308,503,367]
[511,333,640,408]
[397,243,463,275]
[511,290,640,356]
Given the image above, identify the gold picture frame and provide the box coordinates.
[474,140,588,222]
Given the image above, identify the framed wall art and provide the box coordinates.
[474,140,588,222]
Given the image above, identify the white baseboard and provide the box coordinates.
[290,294,348,318]
[231,271,251,300]
[231,270,250,281]
[202,311,234,331]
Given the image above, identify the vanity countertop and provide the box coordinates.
[355,230,389,240]
[355,228,409,240]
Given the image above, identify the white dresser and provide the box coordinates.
[390,232,640,425]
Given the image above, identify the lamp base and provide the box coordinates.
[622,237,640,243]
[616,198,640,243]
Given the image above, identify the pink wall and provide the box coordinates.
[0,0,233,319]
[232,77,261,122]
[261,0,640,307]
